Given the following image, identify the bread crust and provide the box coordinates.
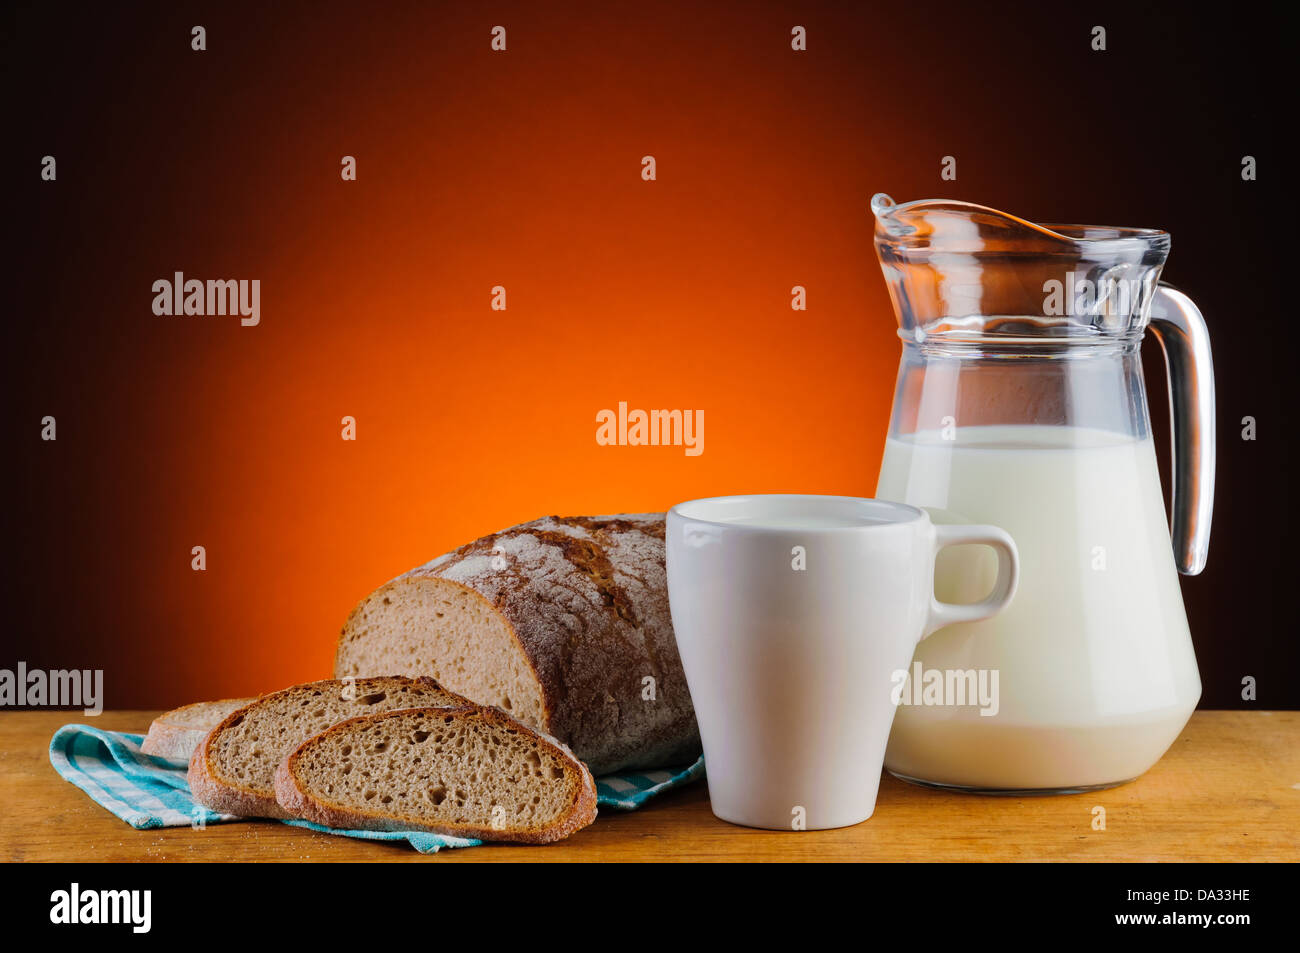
[335,514,701,775]
[188,676,463,819]
[274,706,599,844]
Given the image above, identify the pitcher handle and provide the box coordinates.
[1148,283,1216,575]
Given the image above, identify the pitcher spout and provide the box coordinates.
[870,193,1172,342]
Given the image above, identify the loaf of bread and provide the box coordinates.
[275,706,598,843]
[141,697,257,761]
[188,677,466,818]
[334,514,701,776]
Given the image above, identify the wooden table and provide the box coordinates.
[4,710,1296,862]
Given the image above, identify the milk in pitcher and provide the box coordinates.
[877,424,1201,791]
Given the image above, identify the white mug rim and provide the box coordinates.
[668,493,927,532]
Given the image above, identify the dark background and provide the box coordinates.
[4,0,1291,708]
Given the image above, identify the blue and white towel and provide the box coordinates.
[50,723,705,854]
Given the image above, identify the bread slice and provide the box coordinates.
[141,697,257,761]
[188,676,465,819]
[275,706,598,844]
[335,514,701,775]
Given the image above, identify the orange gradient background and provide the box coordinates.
[9,1,1288,708]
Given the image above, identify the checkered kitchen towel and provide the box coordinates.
[49,724,704,853]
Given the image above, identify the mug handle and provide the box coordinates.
[922,524,1020,639]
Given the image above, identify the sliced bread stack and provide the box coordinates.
[188,676,466,819]
[185,676,597,843]
[175,513,695,843]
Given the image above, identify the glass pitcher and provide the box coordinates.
[871,193,1214,793]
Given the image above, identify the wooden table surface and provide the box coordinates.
[4,709,1296,862]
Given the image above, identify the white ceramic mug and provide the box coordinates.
[666,494,1019,830]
